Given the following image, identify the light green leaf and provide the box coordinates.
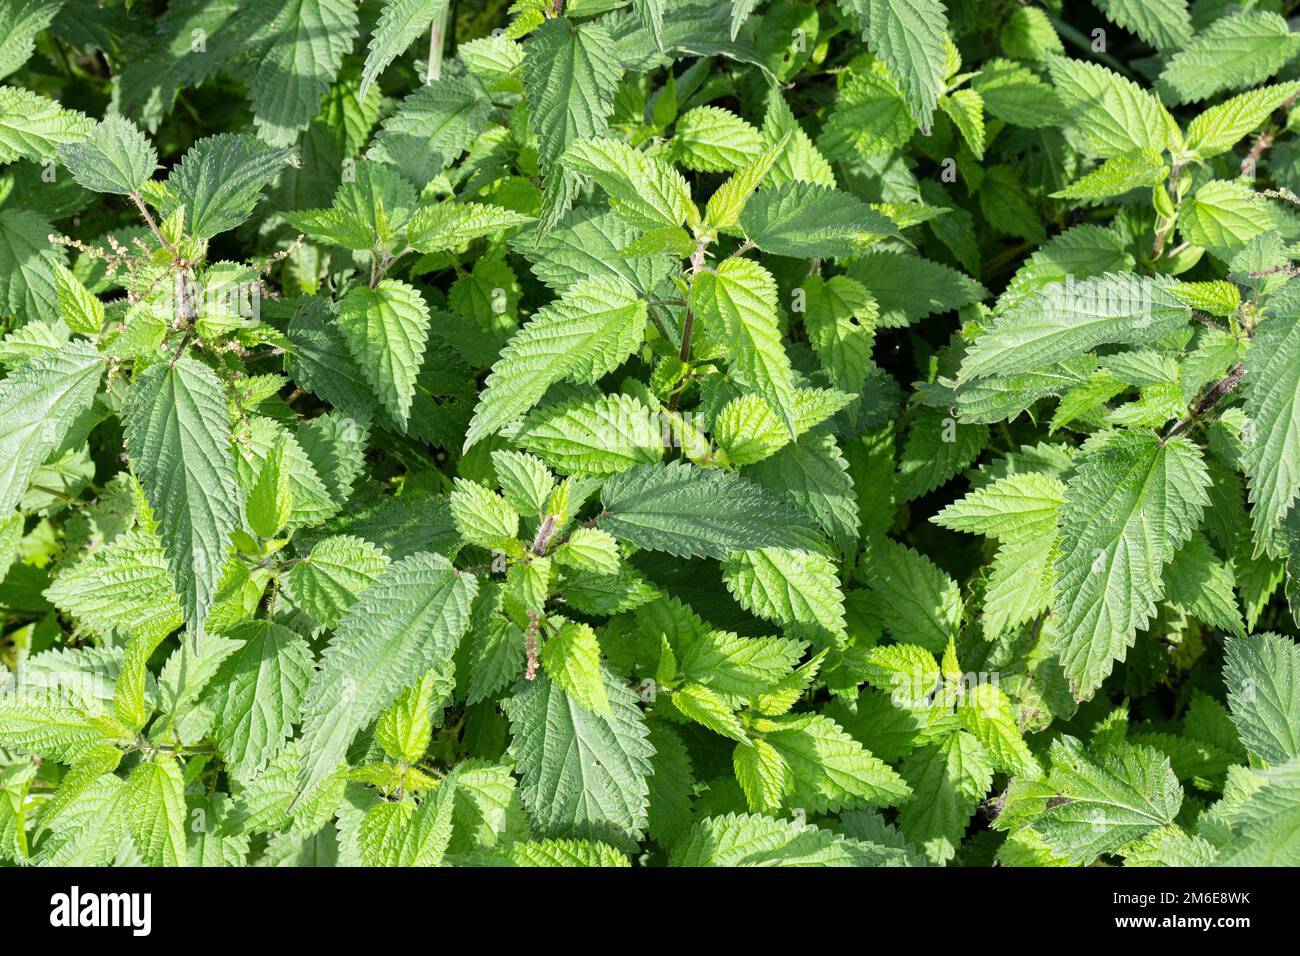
[669,811,902,866]
[405,200,535,252]
[368,76,491,188]
[865,537,963,652]
[840,0,950,133]
[671,106,763,172]
[961,274,1189,380]
[1047,56,1178,158]
[160,133,293,238]
[541,620,610,715]
[124,755,188,867]
[898,731,992,865]
[283,535,390,631]
[337,279,431,428]
[933,471,1065,543]
[44,529,182,641]
[522,18,623,176]
[0,85,90,164]
[764,713,911,812]
[1051,148,1167,202]
[375,670,440,765]
[722,547,847,643]
[515,393,664,476]
[205,620,314,782]
[246,0,359,146]
[1186,82,1300,160]
[57,114,157,195]
[1090,0,1190,52]
[739,181,900,257]
[560,137,696,230]
[360,0,449,99]
[1179,180,1276,259]
[0,208,66,324]
[0,0,65,81]
[465,275,647,449]
[691,257,798,437]
[1158,11,1300,105]
[1030,737,1182,864]
[449,477,519,551]
[0,339,102,515]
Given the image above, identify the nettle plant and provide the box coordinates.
[0,0,1299,869]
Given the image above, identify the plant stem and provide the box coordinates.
[1162,363,1245,442]
[129,191,176,257]
[427,5,449,83]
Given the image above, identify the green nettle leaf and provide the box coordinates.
[160,133,294,238]
[0,86,91,164]
[449,477,519,550]
[1157,11,1300,105]
[337,279,431,428]
[44,529,183,640]
[671,106,763,173]
[53,264,104,336]
[1242,304,1300,547]
[763,713,910,811]
[691,257,799,437]
[722,547,847,643]
[282,535,390,630]
[1053,433,1211,700]
[839,0,950,133]
[299,552,477,795]
[465,275,647,449]
[669,811,903,865]
[0,340,102,514]
[124,755,189,867]
[522,16,623,225]
[0,210,61,323]
[1047,57,1178,158]
[598,461,820,559]
[285,161,419,251]
[1185,83,1300,160]
[57,114,157,195]
[204,620,314,781]
[1026,737,1183,864]
[560,137,696,230]
[246,0,358,146]
[0,0,65,82]
[1091,0,1191,52]
[125,356,242,634]
[540,621,610,715]
[898,731,992,865]
[405,201,535,252]
[960,274,1190,381]
[515,393,664,476]
[738,181,900,257]
[504,668,654,848]
[865,538,963,652]
[0,695,115,762]
[1050,148,1167,203]
[368,76,491,188]
[1224,633,1300,765]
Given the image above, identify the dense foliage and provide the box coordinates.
[0,0,1299,869]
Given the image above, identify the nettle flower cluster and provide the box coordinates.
[0,0,1297,869]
